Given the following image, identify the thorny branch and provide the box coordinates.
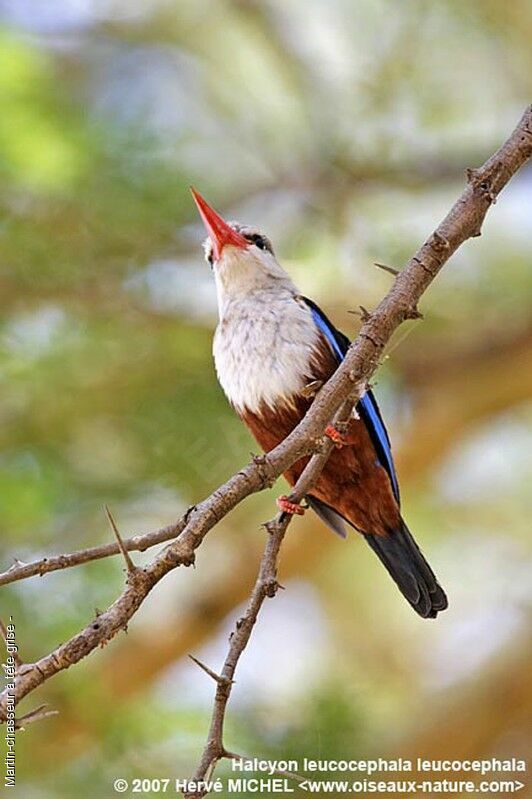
[185,401,353,796]
[0,519,188,587]
[0,107,531,780]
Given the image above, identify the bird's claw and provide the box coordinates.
[325,424,348,448]
[276,495,305,516]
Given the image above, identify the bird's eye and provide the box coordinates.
[207,250,214,266]
[250,234,267,251]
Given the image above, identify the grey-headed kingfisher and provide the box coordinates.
[191,188,448,619]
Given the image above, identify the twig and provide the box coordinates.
[14,704,58,731]
[0,518,188,587]
[0,106,530,730]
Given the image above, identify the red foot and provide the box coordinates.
[325,424,348,448]
[277,495,305,516]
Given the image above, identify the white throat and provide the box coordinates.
[211,247,320,413]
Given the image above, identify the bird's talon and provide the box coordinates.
[277,495,305,516]
[325,424,348,448]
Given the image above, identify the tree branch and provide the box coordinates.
[0,518,188,587]
[184,404,352,797]
[14,704,58,732]
[0,106,530,734]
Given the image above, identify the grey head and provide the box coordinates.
[190,188,298,313]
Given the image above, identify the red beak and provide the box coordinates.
[190,187,249,261]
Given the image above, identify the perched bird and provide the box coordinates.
[191,188,448,619]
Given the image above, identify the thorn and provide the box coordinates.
[104,506,137,574]
[301,379,323,398]
[188,654,230,686]
[0,617,23,669]
[14,704,58,731]
[374,261,400,276]
[347,306,372,322]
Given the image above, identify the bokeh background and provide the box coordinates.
[1,1,531,797]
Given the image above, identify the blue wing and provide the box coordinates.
[303,297,400,504]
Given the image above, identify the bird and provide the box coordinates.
[191,188,448,619]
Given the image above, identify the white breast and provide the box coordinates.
[213,291,320,413]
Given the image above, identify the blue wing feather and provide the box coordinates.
[303,297,400,503]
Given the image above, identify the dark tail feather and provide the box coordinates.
[306,496,347,538]
[364,522,448,619]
